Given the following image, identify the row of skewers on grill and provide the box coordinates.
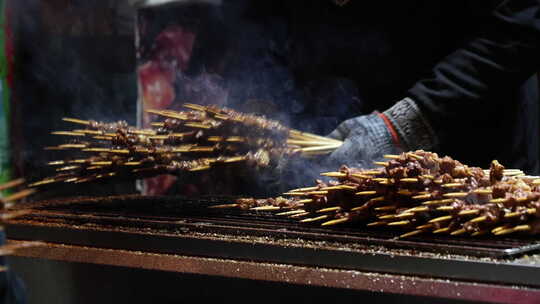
[0,148,538,243]
[211,150,540,238]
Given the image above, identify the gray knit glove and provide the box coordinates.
[326,98,438,168]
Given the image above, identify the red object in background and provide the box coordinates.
[139,25,197,117]
[153,25,196,72]
[145,175,178,196]
[138,61,175,111]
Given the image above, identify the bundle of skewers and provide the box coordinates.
[0,103,343,258]
[27,103,343,188]
[212,150,540,238]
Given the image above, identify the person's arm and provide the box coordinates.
[328,0,540,165]
[399,0,540,149]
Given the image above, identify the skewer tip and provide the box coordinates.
[321,218,349,226]
[398,230,424,239]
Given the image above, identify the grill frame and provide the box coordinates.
[6,194,540,288]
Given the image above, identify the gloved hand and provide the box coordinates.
[325,98,438,169]
[325,112,402,169]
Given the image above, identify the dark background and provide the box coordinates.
[9,0,138,198]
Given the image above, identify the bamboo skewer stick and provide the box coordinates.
[287,139,339,147]
[74,129,102,135]
[288,129,343,145]
[450,229,467,236]
[443,192,469,198]
[404,206,429,213]
[489,198,508,204]
[394,212,415,219]
[62,117,90,125]
[469,216,488,223]
[321,218,350,226]
[433,227,451,234]
[367,221,387,227]
[0,179,25,192]
[416,224,433,230]
[356,190,378,196]
[399,230,424,238]
[1,189,36,203]
[300,215,329,223]
[182,103,207,112]
[504,208,536,218]
[422,199,454,206]
[458,209,480,216]
[374,206,397,212]
[441,183,464,188]
[400,178,418,183]
[276,210,307,216]
[298,144,343,154]
[250,206,281,211]
[316,207,341,213]
[289,212,311,218]
[387,220,410,226]
[0,210,33,222]
[306,191,329,196]
[378,214,396,220]
[413,194,432,200]
[51,131,86,137]
[28,178,57,187]
[208,203,239,209]
[282,192,309,196]
[429,215,453,223]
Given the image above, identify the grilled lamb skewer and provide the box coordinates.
[224,150,538,238]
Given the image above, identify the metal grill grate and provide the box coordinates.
[9,194,540,258]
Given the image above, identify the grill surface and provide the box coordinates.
[6,194,540,288]
[12,194,540,258]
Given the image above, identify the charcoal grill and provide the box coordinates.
[6,195,540,303]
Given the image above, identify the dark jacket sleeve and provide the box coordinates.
[408,0,540,141]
